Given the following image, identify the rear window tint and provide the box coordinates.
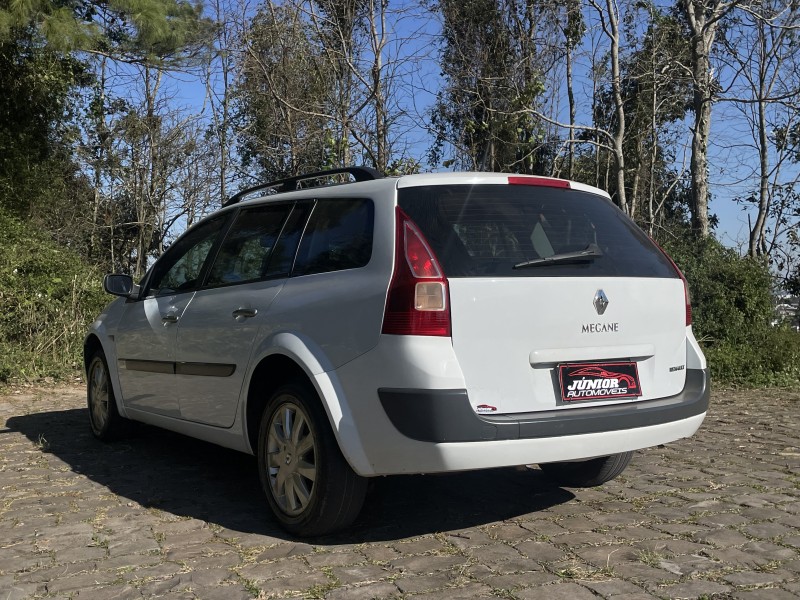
[293,198,374,276]
[398,185,676,278]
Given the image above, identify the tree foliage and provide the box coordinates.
[429,0,551,173]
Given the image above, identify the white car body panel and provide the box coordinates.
[448,277,687,415]
[175,279,285,426]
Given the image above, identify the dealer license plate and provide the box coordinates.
[558,362,642,402]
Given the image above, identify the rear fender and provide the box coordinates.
[245,332,372,476]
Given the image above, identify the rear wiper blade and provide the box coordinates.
[513,243,603,269]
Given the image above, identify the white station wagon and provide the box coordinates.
[85,168,709,536]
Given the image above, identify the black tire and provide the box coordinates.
[539,451,633,487]
[257,380,367,537]
[87,350,128,441]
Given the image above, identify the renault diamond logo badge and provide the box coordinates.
[593,290,609,315]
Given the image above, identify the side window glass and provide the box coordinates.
[263,202,313,278]
[293,199,374,276]
[147,217,226,296]
[206,204,292,287]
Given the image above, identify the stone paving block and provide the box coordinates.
[72,584,143,599]
[467,541,522,564]
[743,522,795,539]
[254,541,313,561]
[238,556,310,581]
[551,531,615,547]
[609,562,680,584]
[255,570,330,596]
[331,563,391,585]
[576,544,640,569]
[656,554,718,577]
[555,516,598,532]
[581,578,649,598]
[45,570,121,594]
[123,561,183,583]
[516,582,600,599]
[634,538,709,557]
[394,573,452,593]
[15,560,97,584]
[408,582,494,599]
[741,540,797,560]
[519,520,567,538]
[515,540,566,563]
[359,545,402,563]
[657,580,732,599]
[611,527,667,542]
[163,541,233,562]
[306,551,362,568]
[482,571,558,590]
[325,581,400,599]
[488,522,537,542]
[390,554,466,574]
[696,513,751,527]
[0,583,38,600]
[723,569,794,586]
[693,527,751,547]
[732,589,800,600]
[392,536,446,555]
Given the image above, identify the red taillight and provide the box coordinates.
[508,176,570,189]
[382,208,451,336]
[651,239,692,326]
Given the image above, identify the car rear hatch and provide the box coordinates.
[396,176,689,416]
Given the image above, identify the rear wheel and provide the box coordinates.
[539,451,633,487]
[257,381,367,536]
[87,350,127,441]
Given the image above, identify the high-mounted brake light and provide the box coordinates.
[508,176,570,189]
[382,208,451,336]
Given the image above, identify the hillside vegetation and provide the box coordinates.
[0,210,107,383]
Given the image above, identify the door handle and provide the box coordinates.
[161,313,179,323]
[232,307,258,319]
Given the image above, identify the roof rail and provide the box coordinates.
[223,166,384,207]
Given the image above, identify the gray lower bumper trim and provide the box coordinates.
[378,368,709,443]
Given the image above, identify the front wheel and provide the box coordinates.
[87,350,128,441]
[257,381,367,537]
[538,451,633,487]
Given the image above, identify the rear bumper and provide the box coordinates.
[379,368,709,443]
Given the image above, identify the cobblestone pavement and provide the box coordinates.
[0,385,798,600]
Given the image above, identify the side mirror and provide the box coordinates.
[103,274,134,297]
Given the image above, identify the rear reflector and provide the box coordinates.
[508,176,570,189]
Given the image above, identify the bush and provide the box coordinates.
[0,210,108,382]
[659,230,800,386]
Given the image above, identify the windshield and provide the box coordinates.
[397,184,677,278]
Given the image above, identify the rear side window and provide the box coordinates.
[206,204,292,287]
[293,199,374,276]
[398,185,676,278]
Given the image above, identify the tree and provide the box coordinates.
[679,0,738,238]
[429,0,551,173]
[722,0,800,260]
[236,2,333,181]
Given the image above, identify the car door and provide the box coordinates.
[114,215,228,417]
[175,202,311,426]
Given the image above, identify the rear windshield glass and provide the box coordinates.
[398,185,676,278]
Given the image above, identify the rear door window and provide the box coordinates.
[205,204,293,287]
[293,198,374,276]
[398,185,676,278]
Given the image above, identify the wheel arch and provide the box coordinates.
[242,337,372,476]
[83,333,128,419]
